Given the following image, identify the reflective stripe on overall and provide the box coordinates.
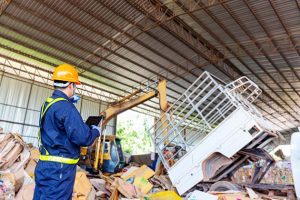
[38,97,79,164]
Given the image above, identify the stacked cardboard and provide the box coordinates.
[0,132,35,199]
[232,161,294,185]
[0,133,27,170]
[0,128,295,200]
[15,183,35,200]
[73,171,95,200]
[0,132,38,200]
[24,148,39,178]
[0,173,15,199]
[85,164,180,200]
[121,165,155,194]
[261,161,293,185]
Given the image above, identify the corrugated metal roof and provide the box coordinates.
[0,0,299,135]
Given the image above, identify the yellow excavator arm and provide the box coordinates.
[101,90,157,126]
[92,79,169,171]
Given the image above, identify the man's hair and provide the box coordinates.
[54,80,69,90]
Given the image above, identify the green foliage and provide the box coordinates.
[117,111,154,155]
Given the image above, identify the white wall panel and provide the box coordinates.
[0,122,23,133]
[0,76,31,107]
[80,98,100,121]
[23,137,39,147]
[100,102,108,112]
[28,85,52,110]
[0,105,26,123]
[24,110,40,126]
[23,125,39,147]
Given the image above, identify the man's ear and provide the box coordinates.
[68,83,73,90]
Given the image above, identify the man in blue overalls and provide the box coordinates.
[33,64,101,200]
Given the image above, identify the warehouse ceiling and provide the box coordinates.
[0,0,300,138]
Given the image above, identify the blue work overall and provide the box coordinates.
[33,90,99,200]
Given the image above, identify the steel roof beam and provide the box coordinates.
[31,0,194,86]
[91,0,210,76]
[0,9,185,98]
[268,0,300,84]
[170,0,295,127]
[10,1,192,92]
[243,0,300,105]
[220,1,300,123]
[178,0,300,126]
[0,49,160,113]
[0,0,12,16]
[128,0,300,127]
[65,0,200,81]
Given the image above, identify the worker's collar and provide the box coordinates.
[53,90,72,102]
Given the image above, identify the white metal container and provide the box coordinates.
[149,71,277,195]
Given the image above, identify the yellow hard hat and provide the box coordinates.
[52,64,81,84]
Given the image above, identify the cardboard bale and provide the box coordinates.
[25,159,37,178]
[23,171,34,185]
[15,183,35,200]
[133,177,153,194]
[73,172,92,200]
[209,191,251,200]
[122,165,154,181]
[0,134,13,150]
[0,173,15,186]
[233,161,294,185]
[151,175,173,191]
[109,183,118,200]
[9,147,30,174]
[0,140,17,168]
[88,187,96,200]
[121,165,155,195]
[29,148,40,162]
[14,169,25,192]
[90,178,106,191]
[121,166,139,180]
[0,173,15,200]
[114,178,143,199]
[261,161,293,185]
[0,134,26,171]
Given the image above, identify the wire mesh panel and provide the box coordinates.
[150,72,261,170]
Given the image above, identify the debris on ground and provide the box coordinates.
[0,128,297,200]
[0,132,35,200]
[232,161,294,185]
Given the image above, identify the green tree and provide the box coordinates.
[117,111,154,155]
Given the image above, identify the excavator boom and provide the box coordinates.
[92,79,168,171]
[102,90,157,126]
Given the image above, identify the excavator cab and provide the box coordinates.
[101,135,125,173]
[78,79,169,174]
